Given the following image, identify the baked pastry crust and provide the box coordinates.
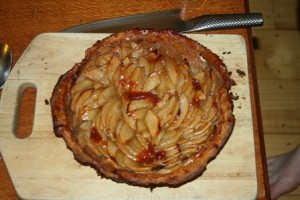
[50,30,235,187]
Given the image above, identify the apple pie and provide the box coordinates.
[50,29,235,187]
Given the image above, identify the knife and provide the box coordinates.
[62,9,263,33]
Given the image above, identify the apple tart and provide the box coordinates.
[50,30,235,187]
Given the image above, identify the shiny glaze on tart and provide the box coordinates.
[50,30,235,187]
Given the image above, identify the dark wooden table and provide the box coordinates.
[0,0,270,199]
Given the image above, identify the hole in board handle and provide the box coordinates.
[15,85,37,139]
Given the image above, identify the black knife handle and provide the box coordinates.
[188,13,263,32]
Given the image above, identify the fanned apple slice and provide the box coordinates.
[80,109,98,122]
[119,122,134,145]
[180,148,198,158]
[83,68,106,82]
[136,118,147,132]
[116,139,139,160]
[94,54,109,66]
[71,79,94,96]
[131,44,144,58]
[143,72,160,92]
[123,156,142,170]
[79,121,91,131]
[144,109,159,139]
[175,65,188,95]
[94,110,104,131]
[202,76,213,95]
[159,114,173,128]
[193,71,205,85]
[115,119,125,136]
[122,108,136,130]
[107,54,121,83]
[182,109,204,132]
[135,131,148,149]
[82,89,103,109]
[134,67,146,91]
[157,130,182,148]
[107,139,119,157]
[101,98,119,127]
[133,109,147,120]
[186,128,211,143]
[130,66,141,83]
[169,94,189,130]
[128,100,153,112]
[201,95,214,112]
[160,101,180,128]
[71,89,93,112]
[115,150,126,167]
[138,56,152,76]
[108,101,122,133]
[97,86,117,106]
[124,63,137,80]
[156,96,177,119]
[180,107,197,128]
[155,93,171,110]
[122,56,130,66]
[113,64,122,88]
[165,56,178,86]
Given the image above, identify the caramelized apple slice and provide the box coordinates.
[124,63,137,80]
[97,86,117,106]
[81,109,98,122]
[130,67,141,83]
[169,94,189,130]
[83,68,106,82]
[119,122,134,144]
[107,54,121,82]
[71,79,93,96]
[123,156,142,170]
[143,72,160,92]
[101,98,119,127]
[128,100,153,112]
[71,89,93,112]
[135,131,148,149]
[137,118,147,132]
[165,56,178,86]
[115,150,125,167]
[193,71,205,85]
[82,89,103,109]
[138,56,152,76]
[158,129,183,148]
[122,108,136,130]
[107,139,118,157]
[107,101,122,133]
[133,109,147,120]
[157,96,177,120]
[144,109,159,139]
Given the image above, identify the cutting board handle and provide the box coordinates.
[16,85,37,138]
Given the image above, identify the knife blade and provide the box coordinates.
[62,9,263,33]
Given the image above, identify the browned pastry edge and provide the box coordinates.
[50,29,235,187]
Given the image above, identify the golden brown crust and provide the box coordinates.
[50,29,235,187]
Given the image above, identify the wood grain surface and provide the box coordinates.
[250,0,300,198]
[0,0,270,199]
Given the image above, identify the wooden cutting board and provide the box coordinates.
[0,33,257,200]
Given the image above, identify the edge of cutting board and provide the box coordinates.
[0,33,257,200]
